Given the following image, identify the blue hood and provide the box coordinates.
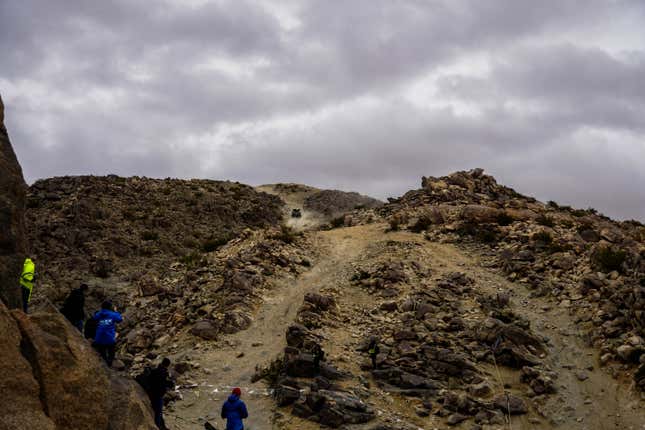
[221,394,248,430]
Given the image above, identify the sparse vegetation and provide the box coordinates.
[409,215,433,233]
[546,241,574,254]
[477,228,499,243]
[202,235,232,252]
[330,216,346,229]
[536,214,555,227]
[387,216,402,232]
[571,208,587,217]
[456,223,499,243]
[274,225,300,244]
[495,212,514,226]
[592,246,627,273]
[141,230,159,241]
[181,251,207,269]
[576,220,595,235]
[532,230,553,244]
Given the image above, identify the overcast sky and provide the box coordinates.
[1,0,644,220]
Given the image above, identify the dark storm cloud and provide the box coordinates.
[1,0,644,220]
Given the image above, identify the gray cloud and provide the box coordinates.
[1,0,644,220]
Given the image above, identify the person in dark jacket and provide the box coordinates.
[312,343,325,375]
[149,358,175,430]
[221,387,248,430]
[60,283,88,331]
[92,300,122,367]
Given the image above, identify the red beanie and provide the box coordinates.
[232,387,242,396]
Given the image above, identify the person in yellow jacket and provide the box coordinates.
[20,258,35,313]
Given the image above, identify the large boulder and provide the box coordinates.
[190,319,220,340]
[299,389,375,428]
[0,302,56,430]
[0,292,156,430]
[459,205,501,224]
[0,94,27,309]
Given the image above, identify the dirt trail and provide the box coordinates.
[169,226,380,430]
[255,184,326,231]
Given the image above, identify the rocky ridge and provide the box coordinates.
[381,169,645,392]
[27,175,283,298]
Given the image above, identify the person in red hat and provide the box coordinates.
[221,387,248,430]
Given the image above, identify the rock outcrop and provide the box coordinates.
[0,94,27,309]
[304,189,382,217]
[0,302,156,430]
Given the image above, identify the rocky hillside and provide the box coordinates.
[27,175,284,301]
[381,169,645,390]
[0,94,156,429]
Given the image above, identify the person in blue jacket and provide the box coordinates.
[221,387,248,430]
[92,300,122,367]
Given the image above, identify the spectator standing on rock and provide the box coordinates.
[19,257,35,313]
[221,387,248,430]
[368,339,380,370]
[92,300,122,367]
[312,343,325,374]
[148,357,175,430]
[60,283,88,331]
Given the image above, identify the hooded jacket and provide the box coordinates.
[92,309,123,345]
[61,288,86,321]
[20,258,35,300]
[221,394,248,430]
[148,365,174,399]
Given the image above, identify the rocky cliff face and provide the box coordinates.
[0,301,156,430]
[0,94,27,309]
